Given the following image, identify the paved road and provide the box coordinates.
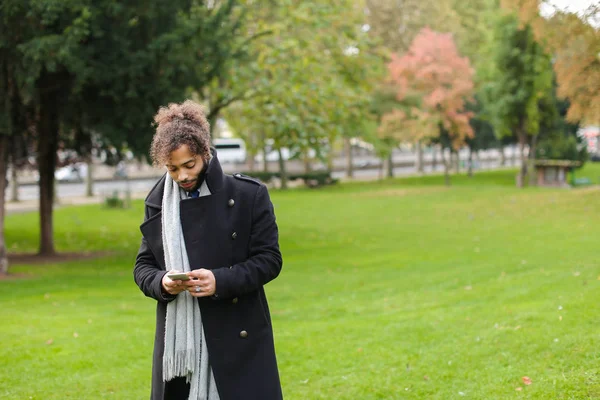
[9,155,514,203]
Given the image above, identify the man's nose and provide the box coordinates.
[178,172,189,182]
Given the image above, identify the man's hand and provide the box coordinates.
[161,270,188,295]
[184,268,216,297]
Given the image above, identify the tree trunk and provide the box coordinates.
[277,148,287,190]
[415,140,423,174]
[517,130,528,188]
[262,145,268,173]
[326,147,334,173]
[9,158,18,202]
[37,88,60,256]
[0,135,9,275]
[386,151,393,178]
[499,146,506,166]
[511,145,517,166]
[85,156,94,197]
[247,152,256,172]
[467,147,473,177]
[326,135,335,173]
[345,137,354,178]
[431,145,437,172]
[303,150,311,174]
[528,135,538,186]
[441,147,451,186]
[453,150,460,173]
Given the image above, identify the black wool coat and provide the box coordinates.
[134,153,283,400]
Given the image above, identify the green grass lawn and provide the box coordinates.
[2,165,600,399]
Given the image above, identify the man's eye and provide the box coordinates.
[185,164,195,169]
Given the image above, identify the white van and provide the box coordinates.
[213,138,247,164]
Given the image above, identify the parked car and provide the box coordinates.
[55,163,87,182]
[213,138,247,163]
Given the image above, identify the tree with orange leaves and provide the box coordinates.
[380,27,475,185]
[547,8,600,125]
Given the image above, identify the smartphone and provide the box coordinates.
[166,272,190,281]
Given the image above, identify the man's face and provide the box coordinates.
[165,144,205,192]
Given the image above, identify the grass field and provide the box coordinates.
[2,165,600,399]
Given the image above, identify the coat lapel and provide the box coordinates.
[140,150,230,270]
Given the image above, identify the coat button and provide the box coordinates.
[239,330,248,338]
[232,297,238,304]
[231,232,237,239]
[228,199,235,207]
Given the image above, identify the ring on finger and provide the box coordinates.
[195,286,201,293]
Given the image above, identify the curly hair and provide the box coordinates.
[150,100,211,167]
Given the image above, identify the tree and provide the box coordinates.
[501,0,599,126]
[547,8,600,125]
[223,0,376,188]
[365,0,460,55]
[482,13,554,187]
[0,133,7,274]
[380,28,475,185]
[0,0,244,258]
[0,11,33,272]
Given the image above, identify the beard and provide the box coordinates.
[178,160,208,192]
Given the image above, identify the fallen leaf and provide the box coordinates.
[423,375,430,381]
[522,376,532,385]
[46,339,54,345]
[559,316,562,321]
[464,285,472,290]
[515,387,522,391]
[357,348,363,353]
[73,332,79,338]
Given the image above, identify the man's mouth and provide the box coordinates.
[180,180,196,189]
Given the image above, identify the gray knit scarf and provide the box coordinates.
[161,172,220,400]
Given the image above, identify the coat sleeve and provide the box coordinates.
[133,208,176,303]
[211,184,283,299]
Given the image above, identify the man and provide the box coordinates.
[134,100,283,400]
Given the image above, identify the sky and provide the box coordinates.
[540,0,598,26]
[541,0,596,15]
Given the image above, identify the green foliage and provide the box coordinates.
[534,82,587,165]
[223,0,381,166]
[466,96,499,151]
[103,190,131,209]
[482,14,554,140]
[0,0,245,156]
[536,134,588,164]
[3,167,600,398]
